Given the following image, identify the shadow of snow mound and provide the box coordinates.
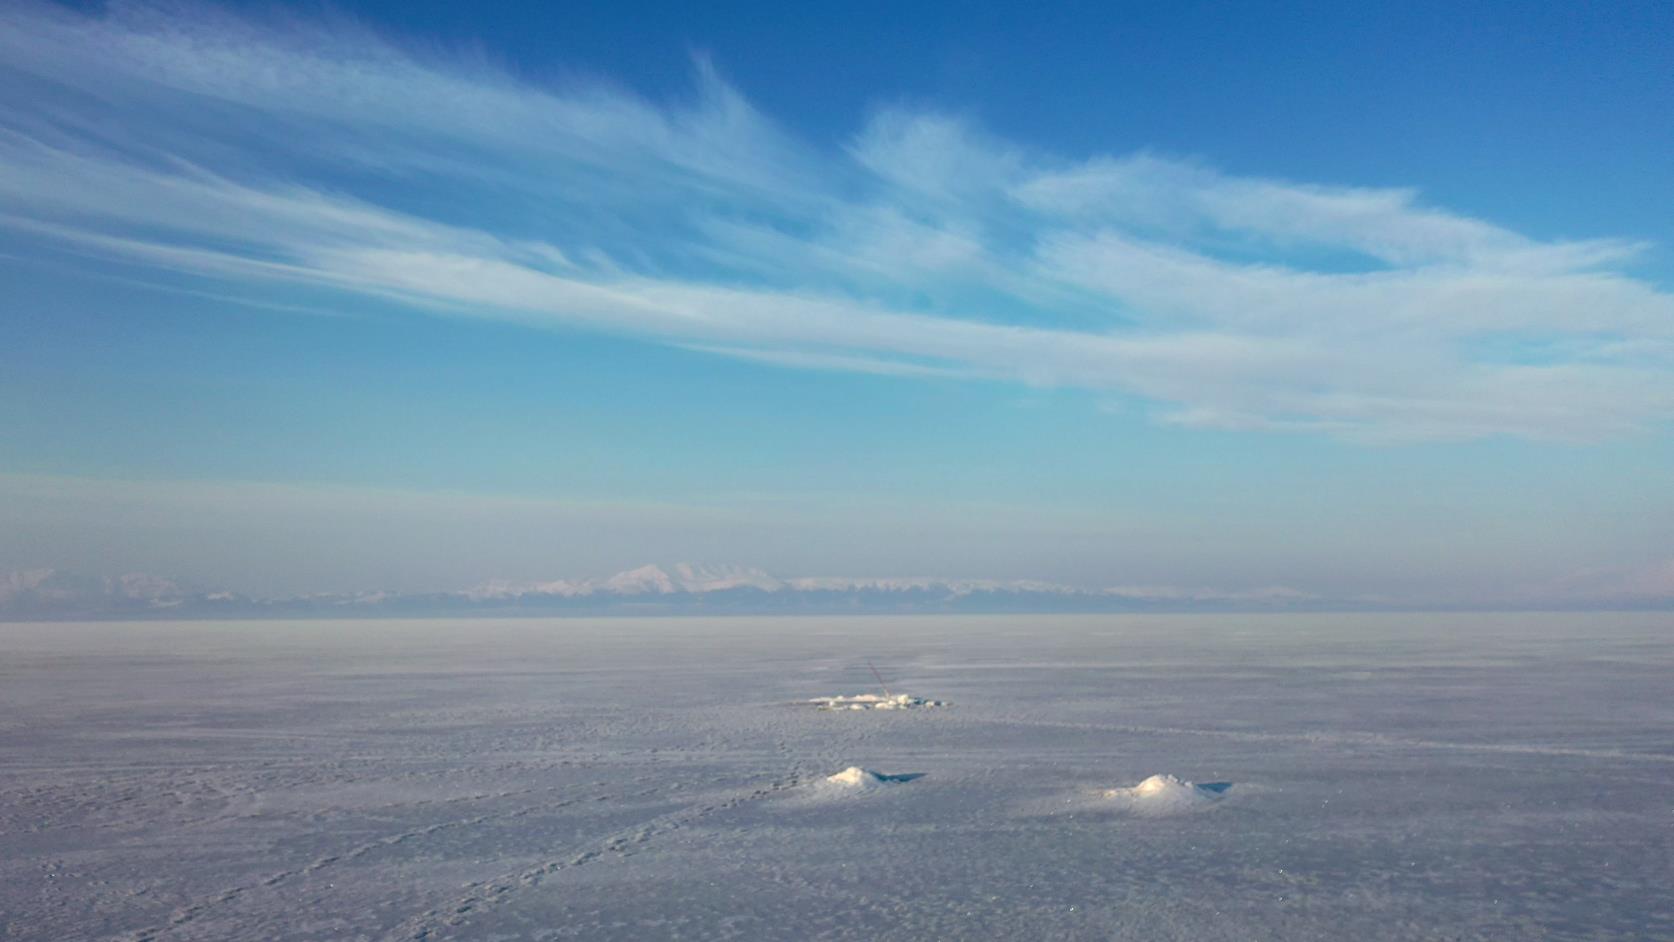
[808,693,947,711]
[1103,774,1232,816]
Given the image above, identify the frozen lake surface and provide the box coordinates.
[3,613,1671,941]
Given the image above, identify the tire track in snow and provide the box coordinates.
[394,711,890,940]
[995,718,1674,764]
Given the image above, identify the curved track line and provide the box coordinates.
[392,772,805,941]
[123,786,593,942]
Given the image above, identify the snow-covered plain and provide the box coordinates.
[2,613,1671,941]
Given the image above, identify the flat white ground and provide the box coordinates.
[2,613,1670,941]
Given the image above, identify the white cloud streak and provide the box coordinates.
[2,0,1672,441]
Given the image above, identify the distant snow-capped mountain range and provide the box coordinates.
[463,563,791,599]
[0,563,1329,619]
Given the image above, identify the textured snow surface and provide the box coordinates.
[2,613,1672,941]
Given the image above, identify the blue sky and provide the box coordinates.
[2,0,1672,604]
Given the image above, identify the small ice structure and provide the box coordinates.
[808,693,947,711]
[827,767,889,788]
[1102,774,1231,816]
[822,767,919,790]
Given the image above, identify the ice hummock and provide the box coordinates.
[1102,774,1230,816]
[825,766,908,789]
[808,693,947,711]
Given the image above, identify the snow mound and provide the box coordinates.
[825,767,897,789]
[808,693,947,711]
[1102,774,1230,816]
[814,767,921,795]
[774,766,923,807]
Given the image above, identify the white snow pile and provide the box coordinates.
[770,766,917,809]
[773,767,920,808]
[826,767,896,789]
[1102,774,1230,816]
[820,767,917,792]
[808,693,947,711]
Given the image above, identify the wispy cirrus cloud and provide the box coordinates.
[3,0,1672,442]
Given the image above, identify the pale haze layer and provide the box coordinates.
[2,1,1672,608]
